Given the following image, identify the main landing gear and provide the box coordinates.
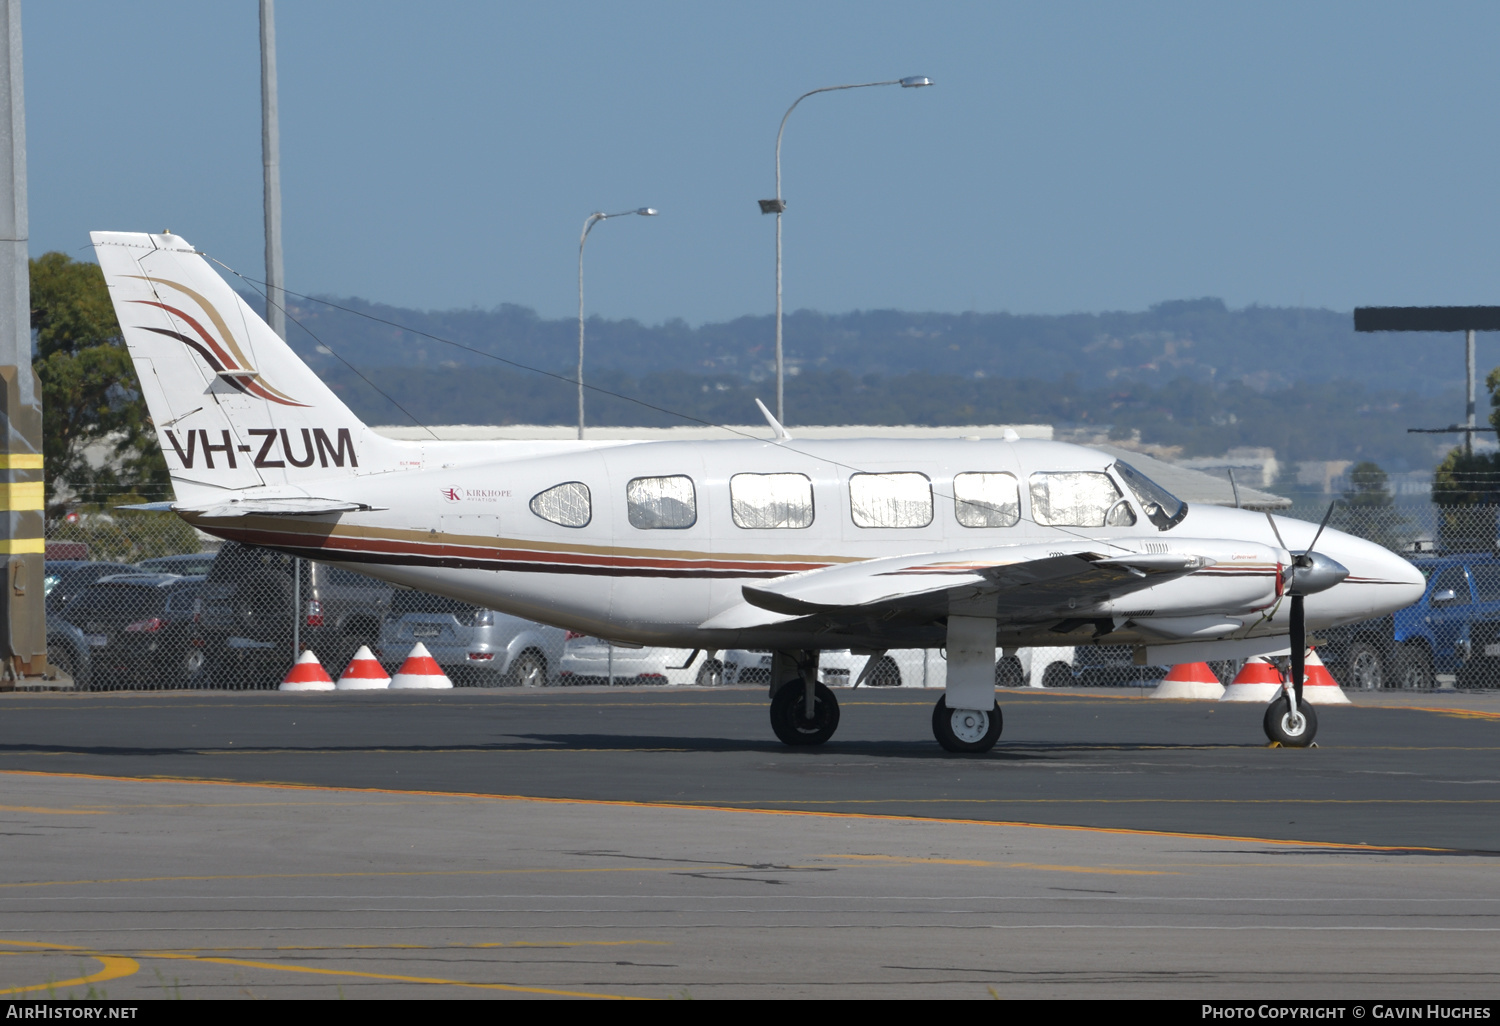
[932,695,1003,753]
[769,679,840,745]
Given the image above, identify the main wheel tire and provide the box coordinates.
[769,679,840,746]
[1393,644,1434,690]
[507,650,548,688]
[1041,662,1074,688]
[994,655,1026,688]
[1263,694,1318,747]
[695,658,724,687]
[932,696,1003,753]
[1344,640,1385,690]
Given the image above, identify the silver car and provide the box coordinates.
[377,589,564,687]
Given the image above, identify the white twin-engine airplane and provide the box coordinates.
[93,231,1425,753]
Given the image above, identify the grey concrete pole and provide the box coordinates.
[260,0,286,340]
[0,0,48,685]
[1466,329,1477,455]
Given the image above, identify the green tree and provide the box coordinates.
[31,252,169,514]
[1334,460,1409,551]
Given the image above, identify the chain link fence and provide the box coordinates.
[41,502,1499,692]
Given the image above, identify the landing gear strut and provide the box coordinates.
[769,679,839,745]
[932,695,1003,753]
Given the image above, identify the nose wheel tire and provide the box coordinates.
[769,679,840,746]
[932,696,1003,753]
[1263,695,1318,747]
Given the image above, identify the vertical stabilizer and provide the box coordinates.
[90,231,402,501]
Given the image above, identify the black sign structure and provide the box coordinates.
[1354,306,1500,446]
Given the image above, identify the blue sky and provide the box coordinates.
[22,2,1500,324]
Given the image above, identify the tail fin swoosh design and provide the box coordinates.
[91,231,404,502]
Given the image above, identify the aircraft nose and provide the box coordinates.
[1362,543,1426,614]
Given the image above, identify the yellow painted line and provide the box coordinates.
[0,939,140,995]
[0,537,43,554]
[0,481,44,511]
[0,453,44,470]
[0,805,109,815]
[0,768,1454,853]
[1401,706,1500,721]
[144,952,640,999]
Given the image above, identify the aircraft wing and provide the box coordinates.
[700,545,1211,631]
[116,497,385,518]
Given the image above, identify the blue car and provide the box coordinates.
[1323,552,1500,690]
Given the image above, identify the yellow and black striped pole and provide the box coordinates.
[0,2,53,686]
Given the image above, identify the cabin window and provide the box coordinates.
[849,472,933,528]
[1029,471,1135,527]
[953,472,1020,528]
[731,473,814,529]
[627,475,697,529]
[530,481,591,528]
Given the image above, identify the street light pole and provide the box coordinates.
[578,207,657,440]
[760,76,932,425]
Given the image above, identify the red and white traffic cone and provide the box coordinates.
[389,642,454,690]
[336,645,391,690]
[1220,656,1283,702]
[1300,647,1351,705]
[279,649,335,692]
[1151,661,1225,700]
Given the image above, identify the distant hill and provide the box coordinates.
[265,293,1473,396]
[242,291,1475,474]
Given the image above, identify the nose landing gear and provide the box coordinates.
[932,695,1003,753]
[1263,694,1318,747]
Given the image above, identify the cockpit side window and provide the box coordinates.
[530,481,592,528]
[1112,460,1187,531]
[849,473,933,528]
[627,475,697,529]
[1029,471,1134,528]
[953,472,1020,528]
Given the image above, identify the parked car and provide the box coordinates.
[59,573,204,689]
[377,589,564,686]
[44,560,140,618]
[195,542,393,688]
[136,552,217,577]
[1322,552,1491,690]
[557,634,700,685]
[721,648,906,687]
[46,618,91,690]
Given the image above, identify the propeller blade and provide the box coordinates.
[1305,499,1338,560]
[1265,512,1288,553]
[1290,594,1305,705]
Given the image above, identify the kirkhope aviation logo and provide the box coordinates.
[441,487,509,503]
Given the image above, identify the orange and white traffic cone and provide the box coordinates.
[1299,647,1351,705]
[1151,661,1225,699]
[1220,656,1283,702]
[389,642,454,689]
[279,649,335,692]
[336,645,391,690]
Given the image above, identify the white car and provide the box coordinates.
[557,633,705,686]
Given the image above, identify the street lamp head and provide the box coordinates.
[637,208,658,216]
[899,76,934,88]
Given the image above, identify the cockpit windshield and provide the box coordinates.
[1112,460,1188,531]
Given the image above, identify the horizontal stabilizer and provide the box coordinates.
[118,497,385,518]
